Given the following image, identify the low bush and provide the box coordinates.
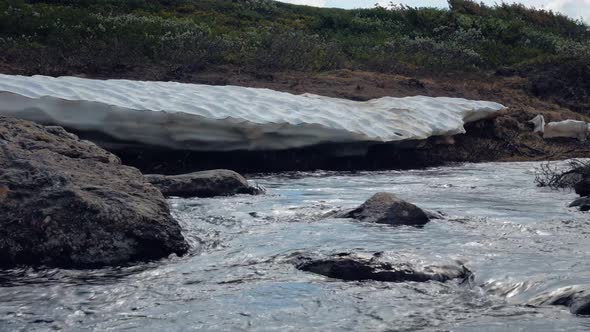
[535,160,590,189]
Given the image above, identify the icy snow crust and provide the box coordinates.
[0,74,505,151]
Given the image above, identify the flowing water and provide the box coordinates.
[1,161,589,331]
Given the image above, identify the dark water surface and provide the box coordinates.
[1,161,589,331]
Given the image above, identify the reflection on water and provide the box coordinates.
[1,161,589,331]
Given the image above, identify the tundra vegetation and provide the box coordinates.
[0,1,587,72]
[0,0,589,113]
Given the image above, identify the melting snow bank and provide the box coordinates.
[0,74,505,152]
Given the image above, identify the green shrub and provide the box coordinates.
[244,29,343,71]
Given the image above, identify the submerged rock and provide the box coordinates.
[0,117,188,268]
[528,286,590,315]
[334,192,430,226]
[294,252,472,283]
[145,170,263,198]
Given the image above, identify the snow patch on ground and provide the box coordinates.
[0,74,505,151]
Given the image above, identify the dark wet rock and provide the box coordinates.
[571,177,590,211]
[569,196,590,211]
[144,170,263,198]
[294,252,472,283]
[333,192,430,226]
[571,295,590,315]
[575,178,590,197]
[528,286,590,315]
[0,116,188,268]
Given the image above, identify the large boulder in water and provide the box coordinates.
[144,170,263,198]
[334,192,430,226]
[294,252,472,283]
[0,117,188,268]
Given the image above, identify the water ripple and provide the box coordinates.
[1,161,589,331]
